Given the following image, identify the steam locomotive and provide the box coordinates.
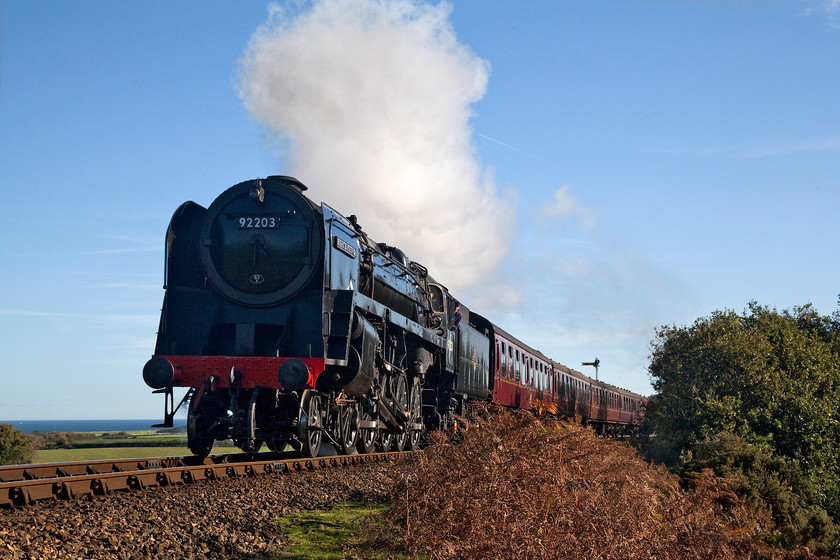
[143,176,644,458]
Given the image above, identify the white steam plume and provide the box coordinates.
[237,0,513,292]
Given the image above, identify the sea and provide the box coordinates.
[0,420,186,434]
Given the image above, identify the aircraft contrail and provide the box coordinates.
[477,133,548,164]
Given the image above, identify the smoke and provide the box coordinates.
[235,1,681,396]
[237,0,513,292]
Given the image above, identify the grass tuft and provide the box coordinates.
[274,502,398,560]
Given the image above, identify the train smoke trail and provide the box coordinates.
[237,0,513,292]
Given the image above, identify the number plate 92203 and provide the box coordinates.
[238,216,279,229]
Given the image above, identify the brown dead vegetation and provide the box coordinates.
[373,404,830,560]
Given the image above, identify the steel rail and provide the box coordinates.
[0,451,412,508]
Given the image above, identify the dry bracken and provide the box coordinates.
[381,404,830,560]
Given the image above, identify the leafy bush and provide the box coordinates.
[0,424,36,465]
[646,301,840,555]
[25,430,85,449]
[681,432,839,555]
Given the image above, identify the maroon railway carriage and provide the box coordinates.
[487,323,644,435]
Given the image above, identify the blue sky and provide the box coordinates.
[2,0,839,420]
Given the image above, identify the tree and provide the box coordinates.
[646,302,840,525]
[0,424,35,465]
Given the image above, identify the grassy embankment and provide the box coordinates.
[267,405,837,560]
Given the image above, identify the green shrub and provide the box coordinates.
[647,303,840,523]
[681,432,840,555]
[0,424,35,465]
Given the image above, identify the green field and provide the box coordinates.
[36,445,192,463]
[31,428,203,463]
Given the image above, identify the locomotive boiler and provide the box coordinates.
[143,176,645,458]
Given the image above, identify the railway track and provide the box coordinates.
[0,450,410,508]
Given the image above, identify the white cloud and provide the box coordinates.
[735,135,840,159]
[539,185,598,228]
[801,0,840,28]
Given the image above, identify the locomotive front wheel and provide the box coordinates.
[299,392,323,458]
[236,394,263,454]
[337,401,360,455]
[187,391,215,458]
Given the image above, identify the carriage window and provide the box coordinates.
[515,349,521,382]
